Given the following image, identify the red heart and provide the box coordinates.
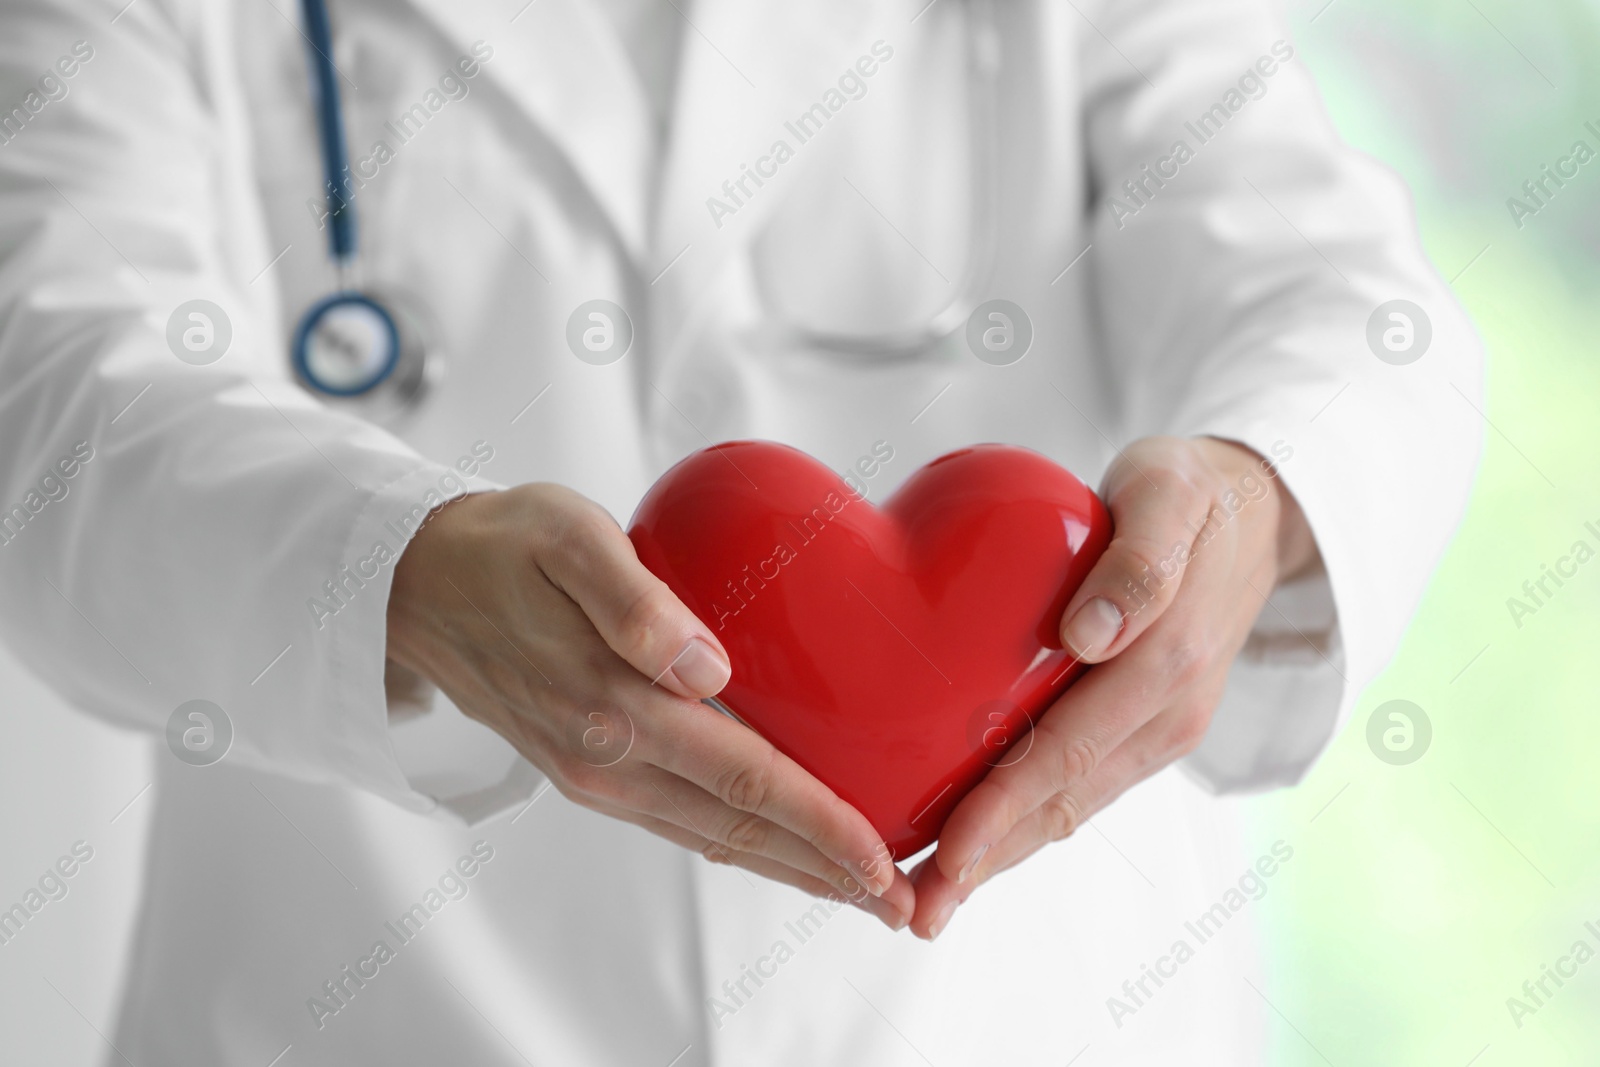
[628,441,1111,858]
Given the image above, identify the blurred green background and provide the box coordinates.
[1251,1,1600,1063]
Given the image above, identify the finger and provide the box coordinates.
[615,808,910,931]
[968,703,1187,882]
[935,540,1236,886]
[931,648,1157,885]
[629,765,912,922]
[912,707,1179,940]
[538,505,731,699]
[906,853,965,941]
[638,697,899,897]
[941,494,1257,889]
[1059,450,1217,664]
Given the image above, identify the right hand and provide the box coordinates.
[385,483,912,929]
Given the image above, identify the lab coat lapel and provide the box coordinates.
[405,0,655,261]
[649,0,891,362]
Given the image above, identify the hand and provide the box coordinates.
[386,484,913,929]
[908,436,1318,939]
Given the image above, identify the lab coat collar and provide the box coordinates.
[404,0,889,287]
[406,0,658,262]
[650,0,892,361]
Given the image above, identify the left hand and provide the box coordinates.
[908,436,1319,940]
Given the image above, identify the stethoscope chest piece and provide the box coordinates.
[294,291,398,395]
[292,287,437,417]
[291,0,439,417]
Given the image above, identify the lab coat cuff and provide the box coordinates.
[325,462,502,817]
[361,471,553,826]
[1171,424,1353,793]
[1181,570,1347,792]
[386,656,553,827]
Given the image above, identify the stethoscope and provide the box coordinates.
[748,0,1002,358]
[292,0,435,413]
[292,0,999,391]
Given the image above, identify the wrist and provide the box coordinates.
[1272,482,1318,583]
[1198,436,1318,585]
[385,489,496,678]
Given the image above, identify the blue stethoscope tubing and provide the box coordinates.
[301,0,358,263]
[293,0,423,402]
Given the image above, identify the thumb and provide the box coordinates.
[542,513,732,699]
[1059,463,1213,663]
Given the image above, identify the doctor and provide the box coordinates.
[0,0,1479,1064]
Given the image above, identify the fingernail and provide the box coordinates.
[928,900,958,941]
[1063,597,1123,660]
[837,846,894,898]
[957,844,989,884]
[669,637,731,696]
[849,889,906,930]
[863,855,894,897]
[839,874,868,904]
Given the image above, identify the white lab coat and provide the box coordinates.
[0,0,1480,1063]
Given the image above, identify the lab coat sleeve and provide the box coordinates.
[1077,0,1483,789]
[0,2,507,815]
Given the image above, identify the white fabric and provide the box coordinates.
[0,0,1480,1063]
[592,0,684,136]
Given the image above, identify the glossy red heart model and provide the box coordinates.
[628,441,1112,858]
